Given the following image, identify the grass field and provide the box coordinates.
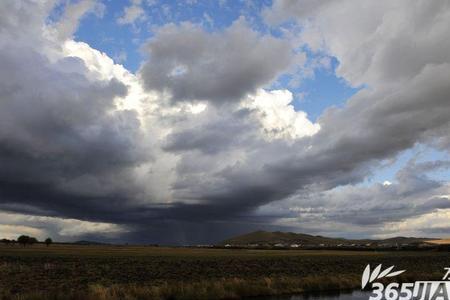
[0,244,449,299]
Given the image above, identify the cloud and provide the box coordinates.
[263,0,332,25]
[117,0,146,25]
[54,0,105,40]
[257,159,450,237]
[0,0,158,227]
[380,207,450,239]
[0,211,125,241]
[148,0,450,240]
[265,0,450,88]
[139,19,294,104]
[163,108,255,155]
[113,51,127,64]
[244,89,320,140]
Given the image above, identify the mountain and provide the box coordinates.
[73,240,109,245]
[220,230,432,247]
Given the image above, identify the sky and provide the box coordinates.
[0,0,449,245]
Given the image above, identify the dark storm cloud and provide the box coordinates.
[139,19,293,104]
[163,108,256,155]
[0,45,148,183]
[0,1,153,227]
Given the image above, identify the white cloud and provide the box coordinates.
[379,208,450,239]
[117,0,146,25]
[244,89,320,140]
[54,0,105,40]
[266,0,450,89]
[0,224,44,240]
[0,211,126,241]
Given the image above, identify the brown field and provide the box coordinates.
[427,239,450,245]
[0,244,449,299]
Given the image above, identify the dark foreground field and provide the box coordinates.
[0,244,449,300]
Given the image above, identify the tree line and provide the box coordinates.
[1,235,53,246]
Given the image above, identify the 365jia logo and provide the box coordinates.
[362,264,450,300]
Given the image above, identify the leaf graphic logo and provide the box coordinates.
[361,264,405,289]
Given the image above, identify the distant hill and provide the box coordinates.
[73,240,109,245]
[220,230,432,247]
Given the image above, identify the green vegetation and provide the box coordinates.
[0,244,449,299]
[16,235,38,247]
[44,238,53,247]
